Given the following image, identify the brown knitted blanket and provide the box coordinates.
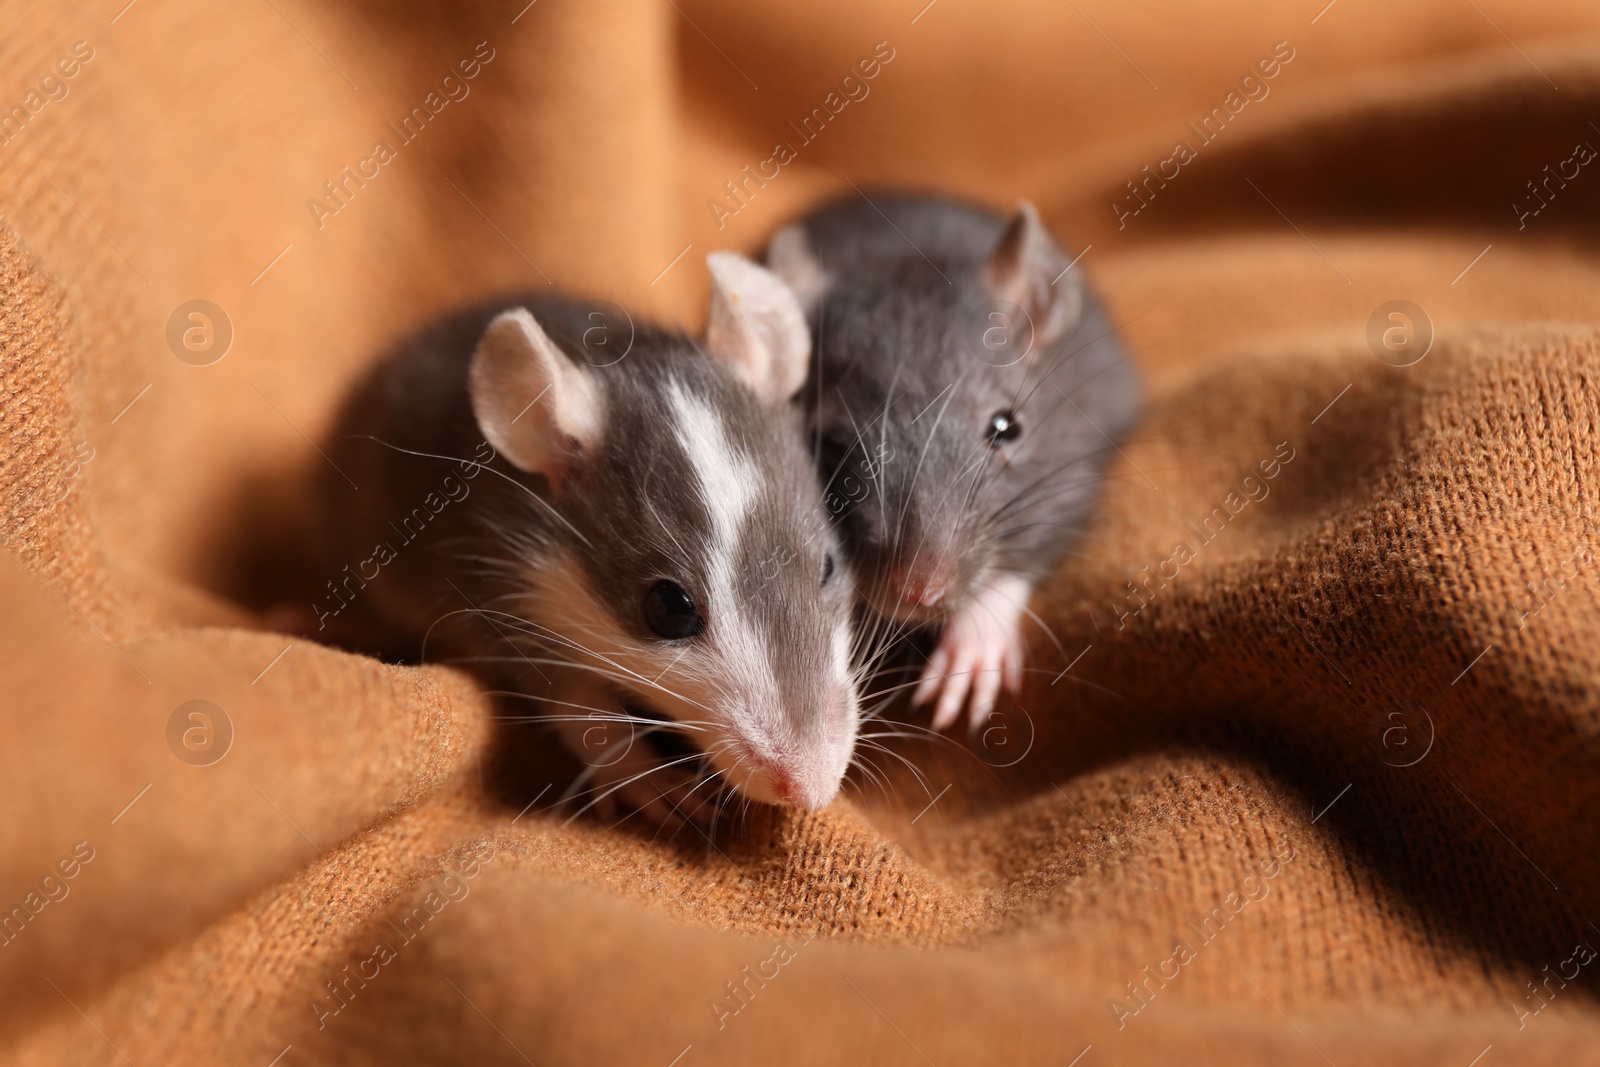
[4,1,1600,1063]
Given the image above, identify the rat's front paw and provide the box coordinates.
[546,685,722,835]
[586,750,721,835]
[568,717,720,835]
[591,770,718,836]
[911,576,1031,733]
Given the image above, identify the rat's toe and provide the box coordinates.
[931,662,974,731]
[912,649,948,706]
[967,660,1003,735]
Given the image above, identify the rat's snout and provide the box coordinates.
[883,537,953,614]
[752,762,838,812]
[892,554,956,609]
[768,767,801,807]
[708,604,859,813]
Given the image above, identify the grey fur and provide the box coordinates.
[309,294,858,811]
[767,192,1141,623]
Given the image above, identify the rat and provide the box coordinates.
[764,192,1140,733]
[302,253,861,832]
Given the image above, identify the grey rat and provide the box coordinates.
[765,192,1140,732]
[306,254,860,830]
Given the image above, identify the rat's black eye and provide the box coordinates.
[643,580,704,639]
[821,552,836,587]
[986,410,1022,448]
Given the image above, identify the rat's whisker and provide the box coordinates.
[853,736,935,797]
[563,751,708,826]
[846,750,892,801]
[351,434,593,549]
[475,611,720,717]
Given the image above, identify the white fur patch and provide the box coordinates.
[667,378,758,553]
[666,378,784,748]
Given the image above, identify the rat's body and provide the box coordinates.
[766,193,1140,730]
[307,258,859,828]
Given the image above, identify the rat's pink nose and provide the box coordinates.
[769,768,798,807]
[894,557,954,607]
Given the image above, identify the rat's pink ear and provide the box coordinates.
[982,201,1084,352]
[704,251,811,407]
[468,308,603,488]
[764,224,830,310]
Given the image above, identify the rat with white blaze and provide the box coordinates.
[305,254,860,830]
[765,192,1140,732]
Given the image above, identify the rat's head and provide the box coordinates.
[468,254,859,812]
[769,201,1136,623]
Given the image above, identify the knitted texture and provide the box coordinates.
[3,1,1599,1063]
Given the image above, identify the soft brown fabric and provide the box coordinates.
[4,1,1600,1063]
